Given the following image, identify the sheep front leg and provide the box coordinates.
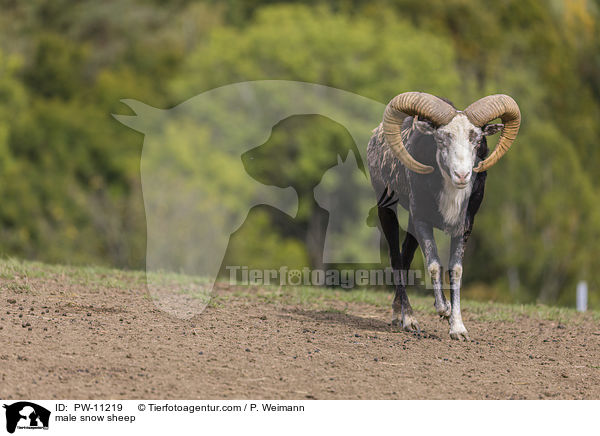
[448,236,470,341]
[412,219,451,319]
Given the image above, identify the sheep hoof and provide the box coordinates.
[449,324,470,341]
[435,301,451,319]
[401,314,421,333]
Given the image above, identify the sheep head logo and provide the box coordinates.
[114,81,384,318]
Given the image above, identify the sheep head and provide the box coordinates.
[382,92,521,184]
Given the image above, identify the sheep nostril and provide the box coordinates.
[454,171,469,182]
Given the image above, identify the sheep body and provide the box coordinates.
[367,104,494,340]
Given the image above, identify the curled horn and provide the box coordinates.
[382,92,457,174]
[464,94,521,172]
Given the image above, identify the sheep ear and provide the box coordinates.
[482,123,504,136]
[414,117,436,135]
[112,99,163,133]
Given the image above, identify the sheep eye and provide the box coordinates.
[469,130,478,143]
[436,132,451,146]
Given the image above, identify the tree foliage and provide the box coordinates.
[0,0,599,308]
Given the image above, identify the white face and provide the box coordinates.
[416,113,503,189]
[434,114,480,189]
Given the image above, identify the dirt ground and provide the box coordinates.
[1,264,600,400]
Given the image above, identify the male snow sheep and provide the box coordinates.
[367,92,520,340]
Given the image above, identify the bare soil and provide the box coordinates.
[1,266,600,400]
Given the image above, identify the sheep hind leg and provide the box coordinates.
[378,205,420,332]
[393,230,420,332]
[430,262,451,319]
[392,289,419,332]
[412,220,451,319]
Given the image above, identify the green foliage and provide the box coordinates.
[171,5,461,101]
[0,0,599,309]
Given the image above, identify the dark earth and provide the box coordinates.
[1,262,599,399]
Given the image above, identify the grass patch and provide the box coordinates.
[220,284,391,308]
[2,257,599,325]
[0,256,147,291]
[216,280,600,324]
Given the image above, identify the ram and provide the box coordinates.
[367,92,520,340]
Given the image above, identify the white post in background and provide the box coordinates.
[576,281,588,312]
